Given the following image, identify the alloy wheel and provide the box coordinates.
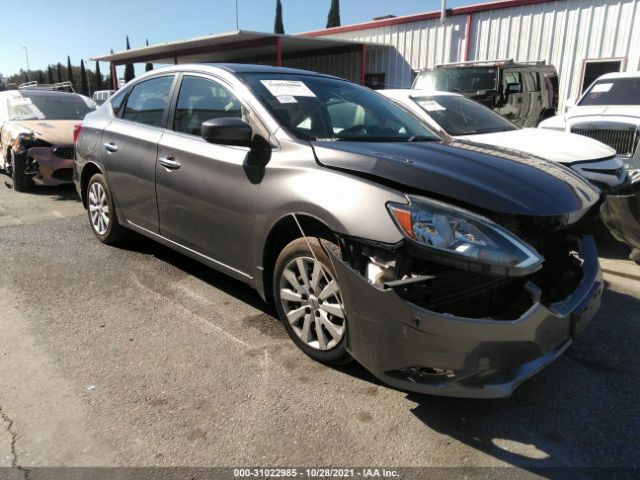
[88,182,109,235]
[279,256,345,351]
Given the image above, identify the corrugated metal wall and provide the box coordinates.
[318,0,640,108]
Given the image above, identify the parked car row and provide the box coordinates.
[2,62,637,398]
[72,63,613,398]
[0,87,96,190]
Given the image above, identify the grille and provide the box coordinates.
[52,146,75,160]
[571,126,638,157]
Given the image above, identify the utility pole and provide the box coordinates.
[235,0,239,30]
[22,46,30,80]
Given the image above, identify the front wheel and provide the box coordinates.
[273,237,352,366]
[10,151,32,192]
[86,173,128,244]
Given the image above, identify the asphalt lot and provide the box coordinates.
[0,178,639,478]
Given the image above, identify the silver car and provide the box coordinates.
[74,64,603,398]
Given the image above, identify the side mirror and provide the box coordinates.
[201,117,253,147]
[563,98,576,114]
[506,83,522,94]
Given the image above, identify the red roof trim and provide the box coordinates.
[300,0,556,37]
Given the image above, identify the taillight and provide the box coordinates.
[73,123,82,144]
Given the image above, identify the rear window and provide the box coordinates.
[580,78,640,106]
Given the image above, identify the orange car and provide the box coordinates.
[0,88,96,191]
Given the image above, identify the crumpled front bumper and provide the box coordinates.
[27,147,74,186]
[601,176,640,262]
[330,236,603,399]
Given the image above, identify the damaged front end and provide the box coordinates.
[600,174,640,263]
[9,133,74,186]
[331,201,603,398]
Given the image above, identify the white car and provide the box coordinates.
[382,89,626,190]
[539,72,640,171]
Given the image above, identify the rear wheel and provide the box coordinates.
[10,151,32,192]
[86,173,128,244]
[273,237,351,366]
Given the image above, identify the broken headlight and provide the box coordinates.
[388,196,543,276]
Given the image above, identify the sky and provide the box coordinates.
[0,0,485,77]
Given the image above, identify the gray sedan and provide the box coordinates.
[74,64,603,398]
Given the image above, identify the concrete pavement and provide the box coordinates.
[0,178,638,477]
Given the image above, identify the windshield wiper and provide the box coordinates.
[407,135,436,142]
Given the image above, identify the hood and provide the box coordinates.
[458,128,616,164]
[310,140,600,218]
[566,105,640,125]
[14,120,78,146]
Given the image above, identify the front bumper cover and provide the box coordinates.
[27,147,74,186]
[601,177,640,262]
[330,235,603,399]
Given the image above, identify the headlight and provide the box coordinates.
[388,196,543,276]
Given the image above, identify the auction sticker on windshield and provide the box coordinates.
[260,80,316,98]
[416,99,446,112]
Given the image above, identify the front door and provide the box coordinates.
[102,75,175,232]
[156,74,263,276]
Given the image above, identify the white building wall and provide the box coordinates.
[316,0,640,108]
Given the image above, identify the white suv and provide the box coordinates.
[539,72,640,171]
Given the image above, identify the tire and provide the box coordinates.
[86,173,128,244]
[273,237,352,366]
[10,151,32,192]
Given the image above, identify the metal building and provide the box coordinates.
[302,0,640,108]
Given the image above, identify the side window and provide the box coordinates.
[122,76,173,127]
[522,72,539,92]
[173,75,249,136]
[503,71,522,91]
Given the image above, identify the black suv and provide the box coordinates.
[413,60,559,127]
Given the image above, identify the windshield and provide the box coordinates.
[414,68,498,93]
[411,94,517,135]
[580,77,640,106]
[8,93,95,120]
[240,73,439,142]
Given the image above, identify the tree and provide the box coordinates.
[47,66,54,84]
[80,60,89,96]
[326,0,341,28]
[124,36,135,83]
[95,61,103,91]
[145,39,153,72]
[67,56,75,87]
[57,62,64,82]
[274,0,285,34]
[37,70,45,84]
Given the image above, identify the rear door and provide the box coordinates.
[155,73,264,276]
[497,69,525,126]
[101,75,175,232]
[522,70,542,126]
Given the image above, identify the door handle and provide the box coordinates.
[104,142,118,153]
[159,156,181,170]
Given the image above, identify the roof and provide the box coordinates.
[300,0,559,37]
[597,71,640,80]
[214,63,337,76]
[92,30,380,65]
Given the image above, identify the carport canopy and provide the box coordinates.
[92,30,372,90]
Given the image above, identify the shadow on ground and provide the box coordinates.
[2,178,80,202]
[402,283,640,477]
[113,226,638,477]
